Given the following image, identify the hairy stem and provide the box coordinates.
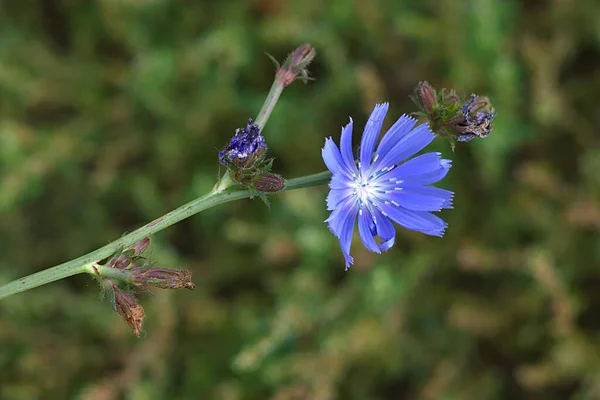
[0,170,331,300]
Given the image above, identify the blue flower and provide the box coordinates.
[322,103,453,269]
[219,119,267,167]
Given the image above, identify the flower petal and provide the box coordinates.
[329,174,354,189]
[326,187,354,211]
[371,123,434,173]
[373,115,417,164]
[322,138,346,176]
[358,208,381,253]
[367,203,396,251]
[326,197,358,238]
[359,103,389,169]
[340,118,358,173]
[384,185,453,212]
[326,198,359,269]
[404,185,454,209]
[383,152,451,185]
[379,202,448,237]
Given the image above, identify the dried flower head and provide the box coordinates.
[450,94,497,143]
[110,283,144,337]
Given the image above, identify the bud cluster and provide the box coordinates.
[412,81,496,149]
[98,238,195,336]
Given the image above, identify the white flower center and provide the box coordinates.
[353,175,376,205]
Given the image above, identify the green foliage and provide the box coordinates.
[2,0,600,398]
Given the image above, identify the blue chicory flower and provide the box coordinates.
[322,103,453,269]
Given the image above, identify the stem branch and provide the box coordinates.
[0,170,331,299]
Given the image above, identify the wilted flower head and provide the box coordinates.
[110,282,144,337]
[322,103,453,269]
[411,82,496,149]
[219,118,267,168]
[451,94,497,142]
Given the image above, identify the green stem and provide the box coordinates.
[254,79,284,129]
[0,170,332,300]
[85,264,134,283]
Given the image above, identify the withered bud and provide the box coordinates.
[253,173,285,193]
[128,237,150,256]
[133,267,195,290]
[275,44,316,87]
[111,283,144,337]
[415,81,438,113]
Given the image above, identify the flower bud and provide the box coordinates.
[415,81,438,113]
[128,237,150,256]
[133,267,195,290]
[275,44,316,87]
[253,173,285,193]
[107,253,130,270]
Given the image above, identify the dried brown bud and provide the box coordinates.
[133,267,195,290]
[253,173,285,192]
[275,44,316,87]
[111,283,144,337]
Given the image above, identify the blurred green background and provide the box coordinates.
[1,0,600,399]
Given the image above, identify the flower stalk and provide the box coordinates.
[0,170,331,300]
[0,43,319,302]
[255,44,315,129]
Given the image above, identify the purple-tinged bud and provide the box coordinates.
[110,283,144,337]
[133,267,195,290]
[108,253,130,270]
[415,81,438,113]
[128,237,150,256]
[253,173,285,192]
[275,44,316,87]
